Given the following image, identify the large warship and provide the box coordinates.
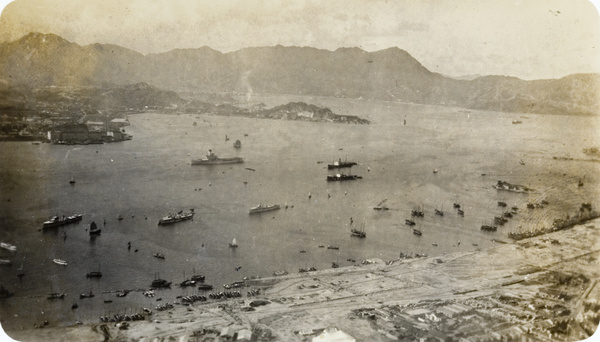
[191,149,243,165]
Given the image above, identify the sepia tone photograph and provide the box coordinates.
[0,0,599,341]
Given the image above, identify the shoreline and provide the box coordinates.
[6,217,600,342]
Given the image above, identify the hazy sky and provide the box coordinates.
[0,0,599,80]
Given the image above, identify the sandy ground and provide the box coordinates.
[6,216,600,342]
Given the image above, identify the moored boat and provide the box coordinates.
[53,258,68,266]
[47,292,65,300]
[249,204,280,214]
[151,279,172,288]
[158,209,194,225]
[351,228,366,238]
[413,229,422,236]
[153,253,165,259]
[190,274,205,282]
[191,149,244,165]
[86,271,102,278]
[481,225,497,231]
[327,158,357,169]
[0,242,17,252]
[43,214,83,229]
[326,173,362,181]
[197,284,214,291]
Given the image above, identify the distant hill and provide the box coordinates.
[0,32,598,115]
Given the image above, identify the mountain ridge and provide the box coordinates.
[0,32,598,115]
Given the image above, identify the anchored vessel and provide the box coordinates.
[249,204,281,214]
[191,149,243,165]
[43,214,83,229]
[351,228,366,238]
[327,158,357,169]
[158,209,194,225]
[327,173,362,181]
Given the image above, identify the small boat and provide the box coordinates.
[53,258,68,266]
[457,209,465,216]
[69,178,76,185]
[233,139,241,148]
[47,292,65,300]
[249,204,280,214]
[190,274,205,282]
[80,290,94,299]
[0,259,12,266]
[512,120,523,124]
[413,229,422,236]
[405,219,416,226]
[229,238,238,248]
[453,203,461,209]
[86,271,102,278]
[327,245,339,250]
[158,209,194,225]
[373,199,389,210]
[118,215,123,221]
[89,221,101,236]
[434,209,444,216]
[153,253,165,259]
[0,285,13,299]
[331,262,339,268]
[411,209,424,217]
[273,270,288,276]
[497,201,507,207]
[519,159,525,165]
[480,225,497,232]
[151,278,172,288]
[197,284,214,291]
[0,242,17,252]
[327,173,362,181]
[179,279,196,287]
[43,214,83,229]
[432,243,438,246]
[433,169,438,174]
[351,225,366,238]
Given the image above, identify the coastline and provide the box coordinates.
[6,217,600,342]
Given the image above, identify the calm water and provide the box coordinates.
[0,98,599,330]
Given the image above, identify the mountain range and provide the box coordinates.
[1,32,598,115]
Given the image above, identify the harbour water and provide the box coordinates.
[0,97,599,330]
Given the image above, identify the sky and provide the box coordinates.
[0,0,599,80]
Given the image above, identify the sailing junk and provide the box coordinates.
[89,221,101,236]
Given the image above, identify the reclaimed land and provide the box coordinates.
[8,218,600,342]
